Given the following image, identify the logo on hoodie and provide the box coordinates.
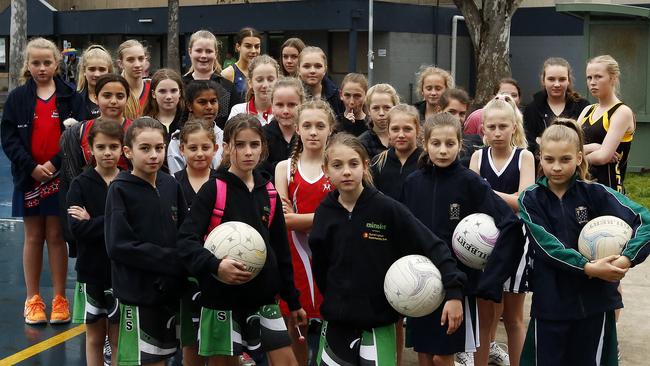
[171,205,178,223]
[261,205,270,225]
[363,222,388,242]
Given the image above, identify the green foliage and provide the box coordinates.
[625,172,650,209]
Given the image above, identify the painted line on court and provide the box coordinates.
[0,325,86,365]
[0,218,22,223]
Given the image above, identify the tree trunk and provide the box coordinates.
[453,0,523,107]
[9,0,27,91]
[167,0,180,72]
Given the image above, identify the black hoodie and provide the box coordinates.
[177,169,301,312]
[182,73,242,129]
[105,171,187,306]
[309,187,466,329]
[66,168,112,286]
[371,147,422,200]
[523,90,589,158]
[261,119,297,178]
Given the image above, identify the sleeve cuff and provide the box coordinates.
[444,287,464,302]
[286,293,302,312]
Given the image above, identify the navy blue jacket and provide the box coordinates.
[1,76,82,190]
[105,171,187,306]
[310,186,466,329]
[66,168,112,286]
[517,177,650,320]
[401,160,524,296]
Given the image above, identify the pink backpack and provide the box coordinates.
[207,178,278,233]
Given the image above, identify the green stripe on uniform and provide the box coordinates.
[198,308,234,357]
[316,321,328,364]
[118,303,141,366]
[72,282,86,324]
[519,189,588,272]
[367,324,396,366]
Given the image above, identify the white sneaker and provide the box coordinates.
[488,342,510,366]
[103,337,111,366]
[455,352,475,366]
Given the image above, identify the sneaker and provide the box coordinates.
[489,342,510,366]
[455,351,475,366]
[103,337,112,366]
[50,295,71,324]
[239,352,255,366]
[24,294,47,325]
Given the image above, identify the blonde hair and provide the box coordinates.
[185,30,223,75]
[271,77,306,104]
[324,133,374,187]
[76,45,113,92]
[289,99,336,182]
[245,55,280,101]
[482,96,527,148]
[299,46,327,68]
[373,104,421,172]
[366,84,400,129]
[416,65,455,98]
[20,37,62,84]
[587,55,621,96]
[366,83,400,107]
[540,118,589,180]
[117,39,147,120]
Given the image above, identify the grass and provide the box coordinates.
[625,172,650,209]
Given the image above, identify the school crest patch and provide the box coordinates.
[575,206,589,224]
[449,203,460,220]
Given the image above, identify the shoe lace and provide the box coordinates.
[26,297,45,316]
[52,297,68,312]
[456,352,473,363]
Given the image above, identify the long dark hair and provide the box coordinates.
[219,114,268,170]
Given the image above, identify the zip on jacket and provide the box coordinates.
[517,176,650,320]
[310,186,466,330]
[1,75,82,190]
[105,170,187,306]
[401,160,525,298]
[67,168,112,285]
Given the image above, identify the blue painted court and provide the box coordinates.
[0,147,86,366]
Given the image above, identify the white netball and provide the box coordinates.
[384,255,446,317]
[204,221,267,282]
[578,215,632,261]
[452,213,499,270]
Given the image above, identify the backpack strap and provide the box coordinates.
[265,181,277,228]
[208,179,276,232]
[209,178,228,231]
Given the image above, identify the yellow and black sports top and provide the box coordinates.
[580,102,634,193]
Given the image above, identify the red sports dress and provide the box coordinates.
[279,159,333,318]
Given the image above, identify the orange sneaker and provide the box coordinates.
[50,295,71,324]
[24,294,47,325]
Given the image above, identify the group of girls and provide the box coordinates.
[2,27,650,366]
